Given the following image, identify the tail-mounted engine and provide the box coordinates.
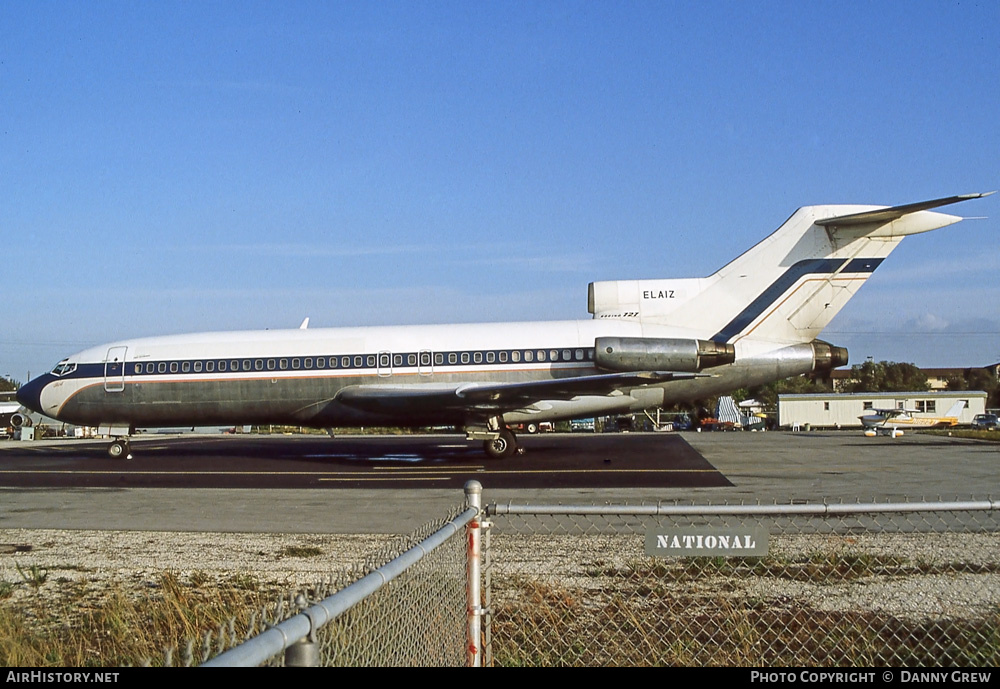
[810,340,849,373]
[595,337,735,373]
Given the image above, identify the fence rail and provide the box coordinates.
[490,498,1000,516]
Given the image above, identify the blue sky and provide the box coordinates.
[2,1,999,382]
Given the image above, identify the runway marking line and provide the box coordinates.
[319,477,452,482]
[372,465,486,471]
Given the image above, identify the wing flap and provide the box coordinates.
[335,371,701,417]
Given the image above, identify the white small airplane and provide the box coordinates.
[860,400,967,437]
[0,402,22,425]
[16,192,992,459]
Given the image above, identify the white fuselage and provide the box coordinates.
[24,318,813,431]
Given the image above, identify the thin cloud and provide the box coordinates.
[870,253,1000,286]
[457,254,596,273]
[162,242,599,272]
[163,243,437,259]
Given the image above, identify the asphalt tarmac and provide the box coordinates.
[0,430,997,533]
[0,432,728,489]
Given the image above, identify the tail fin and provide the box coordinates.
[944,400,967,418]
[589,193,992,344]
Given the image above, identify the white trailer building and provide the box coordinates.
[778,391,987,429]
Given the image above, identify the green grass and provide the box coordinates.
[0,571,291,667]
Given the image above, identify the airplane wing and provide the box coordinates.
[332,371,702,417]
[869,408,908,418]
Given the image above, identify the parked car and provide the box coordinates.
[971,413,999,431]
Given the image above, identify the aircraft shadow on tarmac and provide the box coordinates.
[0,434,732,490]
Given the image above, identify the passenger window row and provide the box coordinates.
[129,348,595,376]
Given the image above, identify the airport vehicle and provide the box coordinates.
[16,193,992,459]
[972,413,999,431]
[860,400,967,437]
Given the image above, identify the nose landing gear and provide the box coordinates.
[99,425,135,460]
[108,438,133,460]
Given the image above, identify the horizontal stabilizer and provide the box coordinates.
[816,192,994,227]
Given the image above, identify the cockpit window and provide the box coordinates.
[51,361,77,377]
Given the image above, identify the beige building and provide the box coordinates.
[778,391,987,429]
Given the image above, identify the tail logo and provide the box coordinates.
[712,257,883,343]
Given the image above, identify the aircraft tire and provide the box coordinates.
[483,429,517,459]
[108,439,131,460]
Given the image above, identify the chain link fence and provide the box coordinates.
[482,500,1000,666]
[192,493,481,667]
[188,492,999,666]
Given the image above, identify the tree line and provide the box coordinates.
[668,360,1000,422]
[749,360,999,411]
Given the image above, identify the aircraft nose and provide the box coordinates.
[16,376,46,414]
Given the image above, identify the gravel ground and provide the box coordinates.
[0,529,381,579]
[3,526,999,668]
[4,528,1000,619]
[0,528,384,591]
[487,532,1000,618]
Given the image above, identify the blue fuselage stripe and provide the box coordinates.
[54,346,596,383]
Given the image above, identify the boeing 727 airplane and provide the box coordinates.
[15,192,993,459]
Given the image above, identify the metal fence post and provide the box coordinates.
[284,637,319,667]
[465,480,483,667]
[284,594,318,667]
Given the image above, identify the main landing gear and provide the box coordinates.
[467,418,524,459]
[484,428,518,459]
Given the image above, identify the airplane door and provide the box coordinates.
[378,351,392,378]
[419,350,433,377]
[104,346,128,393]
